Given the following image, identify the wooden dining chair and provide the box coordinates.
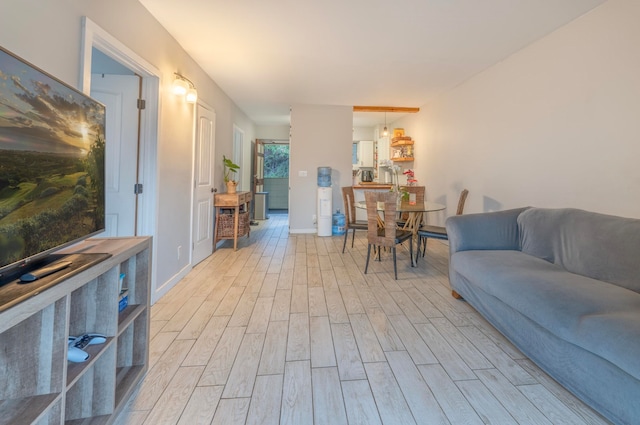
[416,189,469,262]
[364,191,414,279]
[341,186,368,253]
[397,185,426,228]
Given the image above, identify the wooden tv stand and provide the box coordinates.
[0,237,151,425]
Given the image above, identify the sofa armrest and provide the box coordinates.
[446,207,529,254]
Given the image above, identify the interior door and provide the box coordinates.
[233,125,244,190]
[254,139,265,193]
[192,105,216,265]
[90,74,140,237]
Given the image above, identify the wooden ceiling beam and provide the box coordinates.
[353,106,420,113]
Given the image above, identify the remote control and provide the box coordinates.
[19,260,72,283]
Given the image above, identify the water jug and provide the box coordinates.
[332,209,346,235]
[317,167,331,187]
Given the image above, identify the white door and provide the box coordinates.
[91,74,140,236]
[192,105,216,265]
[233,125,244,190]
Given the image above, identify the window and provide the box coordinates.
[264,144,289,178]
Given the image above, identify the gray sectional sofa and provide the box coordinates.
[446,207,640,425]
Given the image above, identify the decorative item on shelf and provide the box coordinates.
[391,134,414,161]
[393,128,405,138]
[223,155,240,193]
[118,273,128,312]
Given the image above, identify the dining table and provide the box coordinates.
[355,200,446,234]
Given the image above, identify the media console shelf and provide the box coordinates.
[0,237,151,425]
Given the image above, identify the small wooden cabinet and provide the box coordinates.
[214,191,252,251]
[0,237,151,425]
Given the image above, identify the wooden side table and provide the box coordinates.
[214,191,252,251]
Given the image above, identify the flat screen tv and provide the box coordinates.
[0,45,105,279]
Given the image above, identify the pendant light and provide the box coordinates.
[382,112,388,137]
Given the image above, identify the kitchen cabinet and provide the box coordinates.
[376,136,390,164]
[357,140,374,168]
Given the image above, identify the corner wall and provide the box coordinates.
[396,0,640,221]
[289,105,353,232]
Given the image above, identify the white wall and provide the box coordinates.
[395,0,640,222]
[1,0,254,301]
[256,125,290,140]
[353,126,374,141]
[289,105,353,232]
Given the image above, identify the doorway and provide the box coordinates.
[233,125,244,190]
[81,17,160,300]
[263,141,290,213]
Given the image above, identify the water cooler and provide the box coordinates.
[317,167,332,236]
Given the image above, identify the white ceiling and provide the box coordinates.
[139,0,605,126]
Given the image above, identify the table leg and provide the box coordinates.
[233,205,239,251]
[213,207,219,252]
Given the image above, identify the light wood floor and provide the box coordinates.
[116,213,612,425]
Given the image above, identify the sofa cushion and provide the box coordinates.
[517,208,640,293]
[451,249,640,380]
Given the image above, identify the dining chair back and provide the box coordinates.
[364,191,414,279]
[398,185,426,225]
[403,186,426,203]
[341,187,368,252]
[456,188,469,215]
[416,189,469,262]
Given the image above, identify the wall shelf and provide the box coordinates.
[0,237,151,425]
[390,138,414,147]
[390,136,415,162]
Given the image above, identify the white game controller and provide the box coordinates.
[69,333,107,349]
[67,333,106,362]
[67,346,90,363]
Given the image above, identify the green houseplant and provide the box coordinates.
[223,155,240,193]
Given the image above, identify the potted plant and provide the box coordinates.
[223,155,240,193]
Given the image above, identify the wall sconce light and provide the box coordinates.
[185,87,198,103]
[173,73,197,103]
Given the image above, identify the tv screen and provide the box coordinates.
[0,45,105,276]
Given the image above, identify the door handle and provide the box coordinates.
[212,188,217,193]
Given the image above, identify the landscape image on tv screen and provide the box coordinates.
[0,46,105,272]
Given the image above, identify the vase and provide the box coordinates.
[226,181,237,194]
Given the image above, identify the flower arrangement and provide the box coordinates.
[404,169,417,186]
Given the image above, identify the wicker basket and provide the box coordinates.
[217,211,250,238]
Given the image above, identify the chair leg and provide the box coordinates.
[365,244,371,274]
[422,237,428,257]
[392,247,398,279]
[377,246,381,261]
[409,236,414,267]
[351,228,356,247]
[342,229,349,253]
